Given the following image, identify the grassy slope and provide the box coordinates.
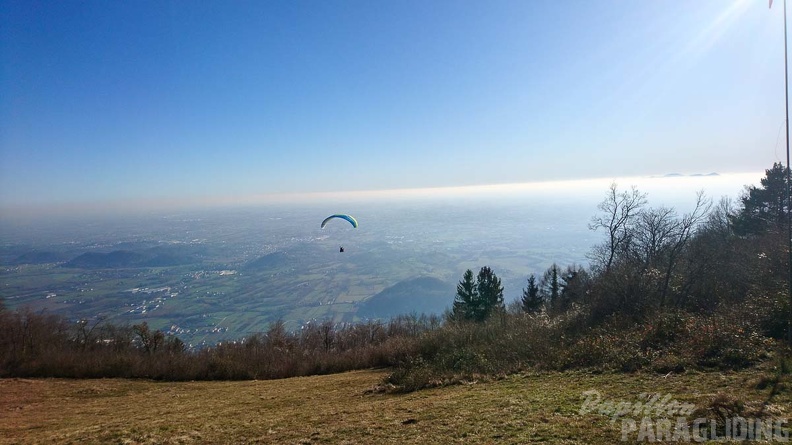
[1,368,789,444]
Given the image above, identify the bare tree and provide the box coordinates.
[632,206,678,269]
[589,183,647,272]
[659,191,711,307]
[320,320,335,352]
[133,322,164,354]
[74,316,105,351]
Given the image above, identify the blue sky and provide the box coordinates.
[0,0,786,211]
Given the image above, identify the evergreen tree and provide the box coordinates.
[732,162,790,235]
[452,269,479,321]
[540,264,560,305]
[452,267,504,322]
[557,265,589,311]
[476,266,504,320]
[521,274,542,313]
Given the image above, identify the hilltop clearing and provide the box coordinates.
[1,367,789,444]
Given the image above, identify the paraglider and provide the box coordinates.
[320,214,358,229]
[321,213,357,253]
[321,214,357,253]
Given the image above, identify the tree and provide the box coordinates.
[627,192,711,307]
[476,266,504,319]
[164,336,185,355]
[320,320,335,352]
[452,267,504,322]
[266,319,292,350]
[558,265,590,311]
[452,269,478,321]
[683,197,747,309]
[132,322,164,354]
[632,206,679,268]
[657,192,711,307]
[75,316,105,351]
[589,183,647,272]
[732,162,790,235]
[521,274,542,314]
[540,264,561,305]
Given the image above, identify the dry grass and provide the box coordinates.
[1,367,789,444]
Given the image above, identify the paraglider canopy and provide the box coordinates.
[321,214,358,229]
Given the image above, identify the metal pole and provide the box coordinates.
[785,0,792,346]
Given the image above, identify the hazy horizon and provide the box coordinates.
[0,170,766,221]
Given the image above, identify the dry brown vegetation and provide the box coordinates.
[1,365,790,444]
[0,311,431,381]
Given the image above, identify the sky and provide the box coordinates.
[0,0,787,213]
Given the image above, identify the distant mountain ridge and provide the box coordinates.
[357,276,453,319]
[10,251,72,265]
[661,172,719,178]
[61,249,199,269]
[63,251,144,268]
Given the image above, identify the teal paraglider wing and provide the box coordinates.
[321,214,358,229]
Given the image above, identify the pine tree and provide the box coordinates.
[540,264,560,305]
[732,162,790,235]
[452,269,478,321]
[476,266,504,320]
[558,265,589,311]
[521,274,542,313]
[452,267,504,322]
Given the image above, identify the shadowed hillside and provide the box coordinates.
[357,276,453,319]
